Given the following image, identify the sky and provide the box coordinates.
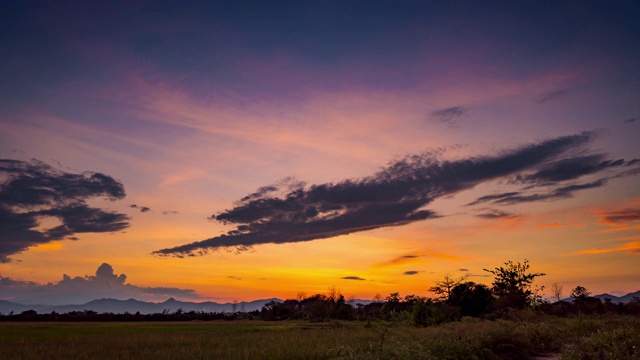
[1,1,639,305]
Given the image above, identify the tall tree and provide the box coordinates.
[448,282,493,317]
[551,282,564,302]
[570,285,591,299]
[429,274,468,301]
[484,259,545,309]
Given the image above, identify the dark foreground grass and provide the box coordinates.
[1,315,638,359]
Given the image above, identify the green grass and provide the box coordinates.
[1,315,638,359]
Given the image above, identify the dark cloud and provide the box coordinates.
[430,106,469,127]
[624,118,637,123]
[0,276,37,288]
[468,192,520,206]
[476,209,518,219]
[95,263,127,284]
[341,276,366,281]
[374,254,422,267]
[162,210,179,215]
[227,276,242,280]
[458,268,469,272]
[537,90,567,104]
[601,208,640,225]
[471,179,607,206]
[130,204,151,213]
[0,159,129,262]
[237,177,306,204]
[0,263,201,305]
[510,155,625,184]
[403,271,419,275]
[468,274,492,278]
[153,131,638,257]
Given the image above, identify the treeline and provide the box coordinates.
[259,289,640,325]
[261,260,640,324]
[0,309,241,322]
[2,260,639,323]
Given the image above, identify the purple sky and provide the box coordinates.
[1,1,639,303]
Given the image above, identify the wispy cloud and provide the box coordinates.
[469,179,608,206]
[468,153,635,206]
[153,131,638,257]
[512,155,625,183]
[374,254,423,268]
[600,208,640,226]
[537,89,567,104]
[0,263,201,305]
[575,241,640,256]
[130,204,151,213]
[341,276,366,281]
[535,222,584,229]
[476,209,518,219]
[0,159,129,262]
[429,106,469,127]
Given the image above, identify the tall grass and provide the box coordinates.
[1,315,638,359]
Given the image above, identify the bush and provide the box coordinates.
[562,327,640,359]
[412,300,445,327]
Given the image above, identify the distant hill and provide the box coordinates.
[3,291,636,315]
[617,290,640,303]
[558,290,640,304]
[0,297,282,315]
[0,300,34,314]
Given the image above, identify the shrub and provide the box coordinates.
[412,300,445,327]
[562,327,640,359]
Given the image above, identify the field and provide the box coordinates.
[1,315,639,359]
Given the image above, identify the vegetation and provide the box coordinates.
[484,259,546,310]
[1,315,639,359]
[1,259,639,359]
[570,285,591,299]
[428,274,468,301]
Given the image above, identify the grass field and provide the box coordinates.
[1,315,639,359]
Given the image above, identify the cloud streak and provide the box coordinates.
[601,208,640,225]
[0,159,129,262]
[153,131,639,257]
[476,209,518,219]
[537,90,567,104]
[341,276,366,281]
[429,106,469,127]
[469,179,608,206]
[575,242,640,256]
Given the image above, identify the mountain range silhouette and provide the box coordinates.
[1,290,638,315]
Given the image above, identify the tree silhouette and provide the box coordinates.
[484,259,545,309]
[429,274,468,301]
[570,285,591,299]
[551,282,564,302]
[448,282,493,317]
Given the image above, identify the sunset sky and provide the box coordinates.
[1,1,639,305]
